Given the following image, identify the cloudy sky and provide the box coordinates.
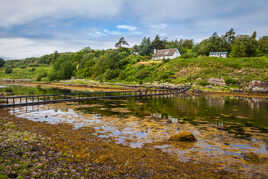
[0,0,267,59]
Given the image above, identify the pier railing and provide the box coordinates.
[0,86,191,108]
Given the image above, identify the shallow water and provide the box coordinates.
[2,85,268,175]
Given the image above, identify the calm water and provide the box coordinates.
[2,85,268,174]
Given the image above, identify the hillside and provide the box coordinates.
[1,49,268,91]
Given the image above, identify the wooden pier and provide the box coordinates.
[0,86,191,108]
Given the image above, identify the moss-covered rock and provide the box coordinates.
[169,131,197,142]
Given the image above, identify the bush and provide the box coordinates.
[198,80,209,86]
[0,58,5,67]
[225,78,240,86]
[5,66,13,74]
[35,71,47,81]
[48,55,73,81]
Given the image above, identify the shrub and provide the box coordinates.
[5,66,13,74]
[0,58,5,67]
[225,78,240,86]
[35,71,47,81]
[198,80,210,86]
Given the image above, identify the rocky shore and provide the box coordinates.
[0,108,248,178]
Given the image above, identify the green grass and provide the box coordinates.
[0,65,51,80]
[1,57,268,89]
[155,57,268,85]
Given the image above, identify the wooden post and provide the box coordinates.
[12,97,15,104]
[6,98,8,104]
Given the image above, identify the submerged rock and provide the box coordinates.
[242,152,268,163]
[169,131,197,142]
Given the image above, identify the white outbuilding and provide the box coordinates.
[209,52,228,58]
[152,48,181,60]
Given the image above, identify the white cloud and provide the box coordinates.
[116,25,137,31]
[0,37,122,59]
[103,29,122,36]
[0,38,81,59]
[0,0,124,27]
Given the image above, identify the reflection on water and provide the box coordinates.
[3,84,268,175]
[0,84,72,96]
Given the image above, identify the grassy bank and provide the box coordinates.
[1,56,268,90]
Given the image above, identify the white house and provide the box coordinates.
[209,52,228,58]
[152,48,181,60]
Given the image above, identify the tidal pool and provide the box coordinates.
[2,85,268,175]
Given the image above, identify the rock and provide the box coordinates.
[205,85,214,89]
[243,152,261,163]
[208,78,226,86]
[231,89,245,93]
[252,87,268,93]
[169,131,197,142]
[8,173,18,178]
[248,80,268,89]
[193,88,203,94]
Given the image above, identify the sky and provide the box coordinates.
[0,0,267,59]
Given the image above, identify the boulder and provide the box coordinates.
[208,78,226,86]
[169,131,197,142]
[193,88,203,94]
[248,80,268,93]
[252,87,268,93]
[248,80,268,89]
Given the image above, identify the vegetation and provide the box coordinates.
[0,29,268,88]
[0,108,244,178]
[0,58,5,67]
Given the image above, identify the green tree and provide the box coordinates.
[48,55,74,81]
[115,37,129,48]
[0,58,5,67]
[182,39,194,49]
[224,28,236,44]
[5,66,13,74]
[230,32,258,57]
[258,36,268,55]
[152,35,165,50]
[138,37,153,56]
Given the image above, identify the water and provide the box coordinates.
[2,85,268,174]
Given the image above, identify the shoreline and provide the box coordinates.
[1,80,268,99]
[0,108,244,178]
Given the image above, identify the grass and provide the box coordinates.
[0,65,51,80]
[1,57,268,90]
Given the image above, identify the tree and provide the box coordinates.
[0,58,5,67]
[182,39,194,49]
[54,50,59,60]
[151,35,165,50]
[5,66,12,74]
[230,32,258,57]
[224,28,236,44]
[138,37,153,56]
[48,55,74,81]
[115,37,129,48]
[258,36,268,55]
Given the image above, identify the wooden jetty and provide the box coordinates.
[0,86,191,108]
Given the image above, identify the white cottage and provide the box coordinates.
[209,52,228,58]
[152,48,181,60]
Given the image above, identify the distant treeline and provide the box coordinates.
[1,28,268,82]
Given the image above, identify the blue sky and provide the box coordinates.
[0,0,267,59]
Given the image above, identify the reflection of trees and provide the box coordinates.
[133,95,268,130]
[0,85,72,96]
